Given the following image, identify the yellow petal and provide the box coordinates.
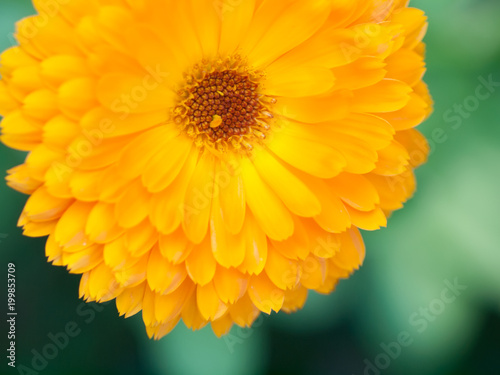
[97,73,176,113]
[213,266,248,304]
[237,212,268,275]
[185,237,216,286]
[329,173,380,212]
[244,0,332,68]
[265,65,335,97]
[300,255,327,290]
[241,157,294,241]
[228,293,260,328]
[352,79,412,113]
[182,152,215,244]
[182,291,208,331]
[118,125,179,179]
[218,159,246,234]
[159,227,193,264]
[267,129,346,179]
[62,244,103,274]
[282,285,308,313]
[218,0,257,56]
[210,192,246,268]
[265,247,301,290]
[331,228,365,271]
[196,282,228,321]
[142,134,193,193]
[155,279,194,323]
[87,263,122,302]
[115,180,150,228]
[248,273,284,314]
[373,140,410,176]
[85,202,124,244]
[274,91,351,124]
[347,207,387,231]
[150,149,198,235]
[23,186,72,222]
[271,216,310,260]
[125,219,158,257]
[253,146,321,217]
[211,314,234,338]
[147,245,187,295]
[54,201,93,249]
[116,282,146,318]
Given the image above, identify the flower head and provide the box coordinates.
[0,0,432,339]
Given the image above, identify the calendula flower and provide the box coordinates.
[0,0,432,339]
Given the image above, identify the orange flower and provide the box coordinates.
[0,0,432,339]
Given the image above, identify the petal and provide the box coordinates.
[265,65,335,97]
[159,227,193,265]
[182,152,215,244]
[265,247,301,290]
[373,140,410,176]
[237,212,268,275]
[252,146,321,217]
[218,159,246,234]
[197,282,228,321]
[328,173,380,212]
[54,201,93,249]
[97,73,176,113]
[116,282,146,318]
[274,90,351,124]
[267,129,346,179]
[213,266,248,304]
[185,236,216,286]
[115,179,150,228]
[210,192,246,268]
[147,245,187,295]
[243,0,332,68]
[218,0,257,56]
[347,207,387,231]
[124,220,158,257]
[228,293,260,328]
[22,186,73,222]
[150,149,198,235]
[331,228,365,271]
[85,202,124,244]
[142,134,193,193]
[281,285,308,313]
[241,157,294,241]
[351,79,412,113]
[248,273,284,314]
[155,279,194,323]
[118,125,179,179]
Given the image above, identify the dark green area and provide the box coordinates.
[1,0,499,374]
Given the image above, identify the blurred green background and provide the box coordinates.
[1,0,499,374]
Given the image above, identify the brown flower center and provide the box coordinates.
[173,56,276,152]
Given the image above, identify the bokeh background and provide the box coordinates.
[1,0,499,374]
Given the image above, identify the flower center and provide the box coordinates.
[173,56,276,152]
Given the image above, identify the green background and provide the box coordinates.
[1,0,499,374]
